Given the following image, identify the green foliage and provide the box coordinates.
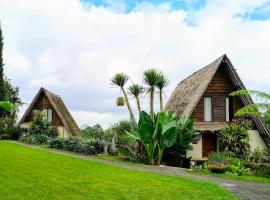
[0,101,16,112]
[111,73,129,88]
[20,134,50,144]
[230,90,270,124]
[219,123,250,158]
[48,136,104,155]
[128,111,195,165]
[245,148,270,178]
[82,124,104,140]
[127,84,144,98]
[28,119,58,138]
[207,152,247,175]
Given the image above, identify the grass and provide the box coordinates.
[0,141,237,200]
[92,154,154,168]
[190,170,270,184]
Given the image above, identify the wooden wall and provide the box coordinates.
[191,66,243,122]
[24,92,63,126]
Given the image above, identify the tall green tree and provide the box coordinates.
[0,23,6,101]
[128,84,144,114]
[156,72,169,112]
[143,69,159,118]
[111,73,135,122]
[230,90,270,128]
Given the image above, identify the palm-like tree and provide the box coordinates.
[156,72,169,112]
[111,73,135,121]
[128,84,144,114]
[143,69,160,118]
[230,90,270,116]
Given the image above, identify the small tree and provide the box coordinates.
[143,69,160,118]
[128,84,144,114]
[156,72,169,112]
[111,73,135,122]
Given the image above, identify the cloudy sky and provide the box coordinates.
[1,0,270,128]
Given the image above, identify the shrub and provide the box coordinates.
[245,148,270,178]
[208,164,227,173]
[48,137,104,155]
[20,134,50,144]
[48,138,65,149]
[207,152,247,175]
[219,123,250,158]
[28,119,58,138]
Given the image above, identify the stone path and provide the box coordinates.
[10,141,270,200]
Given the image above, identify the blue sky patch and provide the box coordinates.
[80,0,207,13]
[237,1,270,21]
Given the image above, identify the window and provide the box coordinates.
[204,97,212,121]
[226,97,234,122]
[226,97,230,122]
[43,108,53,123]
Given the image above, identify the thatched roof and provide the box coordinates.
[165,54,270,146]
[195,122,228,133]
[19,87,81,136]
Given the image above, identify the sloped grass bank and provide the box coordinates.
[0,141,236,200]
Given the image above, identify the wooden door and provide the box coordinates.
[202,133,217,157]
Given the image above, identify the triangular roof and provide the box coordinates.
[165,54,270,146]
[19,87,81,136]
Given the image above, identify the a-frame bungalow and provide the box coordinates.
[165,55,270,158]
[19,87,81,137]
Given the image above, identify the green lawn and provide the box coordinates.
[190,170,270,184]
[0,141,237,200]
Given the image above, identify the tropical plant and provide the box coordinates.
[128,84,144,114]
[230,90,270,127]
[219,123,250,158]
[0,101,16,113]
[156,72,169,112]
[128,111,194,165]
[143,69,160,118]
[111,73,135,122]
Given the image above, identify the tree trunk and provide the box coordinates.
[150,86,155,118]
[111,132,117,155]
[159,89,163,112]
[122,87,136,122]
[135,96,141,114]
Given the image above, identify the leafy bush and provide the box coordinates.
[207,152,247,175]
[20,134,50,144]
[219,123,250,158]
[48,137,104,155]
[245,148,270,178]
[28,119,58,138]
[48,137,65,149]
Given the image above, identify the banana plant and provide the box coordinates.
[128,111,179,165]
[0,101,16,113]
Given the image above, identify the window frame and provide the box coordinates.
[204,96,212,122]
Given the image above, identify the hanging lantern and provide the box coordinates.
[116,97,125,106]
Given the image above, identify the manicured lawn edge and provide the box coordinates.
[189,170,270,184]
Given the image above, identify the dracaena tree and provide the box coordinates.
[128,84,144,114]
[143,69,160,118]
[156,72,169,112]
[111,73,135,122]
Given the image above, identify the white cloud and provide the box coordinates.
[1,0,270,127]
